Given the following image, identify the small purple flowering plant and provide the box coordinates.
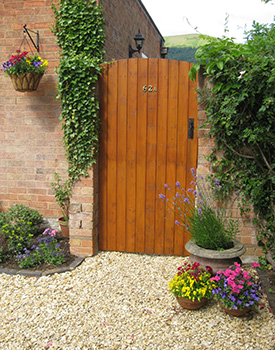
[211,262,262,311]
[16,228,65,268]
[159,168,239,250]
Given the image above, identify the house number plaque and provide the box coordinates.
[142,85,157,92]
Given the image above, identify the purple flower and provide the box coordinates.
[175,220,180,225]
[33,61,42,67]
[175,181,180,188]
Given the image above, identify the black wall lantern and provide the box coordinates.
[129,29,145,58]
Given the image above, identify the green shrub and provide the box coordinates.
[1,220,33,255]
[0,204,44,255]
[4,204,43,236]
[189,22,275,254]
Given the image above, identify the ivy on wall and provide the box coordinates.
[51,0,105,184]
[189,22,275,253]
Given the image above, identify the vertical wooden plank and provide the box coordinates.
[174,61,190,256]
[165,60,179,255]
[135,59,148,253]
[116,60,128,251]
[126,59,138,252]
[99,64,108,250]
[145,59,158,254]
[155,59,169,255]
[106,61,118,251]
[187,62,198,185]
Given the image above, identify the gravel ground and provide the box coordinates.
[0,251,274,350]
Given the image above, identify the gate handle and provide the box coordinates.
[188,118,194,139]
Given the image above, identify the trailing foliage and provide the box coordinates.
[51,0,105,188]
[189,22,275,253]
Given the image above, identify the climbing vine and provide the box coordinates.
[189,22,275,254]
[51,0,105,185]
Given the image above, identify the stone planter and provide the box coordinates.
[185,240,246,274]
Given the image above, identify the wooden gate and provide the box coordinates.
[98,58,197,256]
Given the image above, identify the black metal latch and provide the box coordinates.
[188,118,194,139]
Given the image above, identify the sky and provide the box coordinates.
[141,0,274,42]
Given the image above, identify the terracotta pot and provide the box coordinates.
[185,240,246,274]
[176,297,207,310]
[10,72,43,92]
[58,217,69,238]
[220,302,250,316]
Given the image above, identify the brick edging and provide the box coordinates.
[0,257,85,277]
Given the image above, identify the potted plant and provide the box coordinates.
[168,262,214,310]
[2,50,48,92]
[159,168,245,273]
[211,262,262,316]
[51,173,71,238]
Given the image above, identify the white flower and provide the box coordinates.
[238,70,246,79]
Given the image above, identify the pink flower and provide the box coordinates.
[251,262,260,268]
[247,281,252,285]
[224,269,232,277]
[234,262,241,268]
[235,267,242,274]
[211,275,220,281]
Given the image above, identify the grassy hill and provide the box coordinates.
[164,34,205,48]
[164,34,208,63]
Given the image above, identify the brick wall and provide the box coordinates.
[196,72,263,258]
[0,0,64,221]
[0,0,164,257]
[100,0,163,60]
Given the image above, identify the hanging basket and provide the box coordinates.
[10,72,44,92]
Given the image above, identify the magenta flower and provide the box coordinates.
[211,275,221,281]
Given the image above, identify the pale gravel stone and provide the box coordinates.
[0,251,274,350]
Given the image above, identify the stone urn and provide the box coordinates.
[185,240,246,274]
